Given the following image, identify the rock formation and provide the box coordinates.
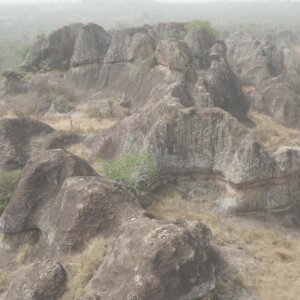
[0,150,216,300]
[226,29,300,128]
[0,118,79,171]
[3,260,66,300]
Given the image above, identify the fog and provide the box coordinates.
[0,0,300,70]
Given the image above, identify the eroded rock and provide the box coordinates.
[4,260,66,300]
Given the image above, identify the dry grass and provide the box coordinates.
[67,143,91,160]
[41,114,116,134]
[242,84,256,96]
[16,243,35,264]
[61,237,107,300]
[148,187,300,300]
[249,110,300,151]
[0,272,8,294]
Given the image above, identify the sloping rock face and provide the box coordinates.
[82,219,215,300]
[0,150,216,300]
[65,24,111,89]
[22,23,82,72]
[204,42,249,120]
[70,23,111,67]
[0,150,96,235]
[42,176,142,255]
[0,118,79,171]
[3,260,66,300]
[226,29,300,128]
[104,28,155,63]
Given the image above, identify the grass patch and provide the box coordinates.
[0,170,21,215]
[148,187,300,300]
[97,151,157,196]
[249,110,300,151]
[61,237,106,300]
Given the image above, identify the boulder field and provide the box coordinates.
[1,21,300,299]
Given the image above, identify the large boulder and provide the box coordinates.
[0,150,96,235]
[42,176,141,255]
[3,260,66,300]
[104,28,155,64]
[82,219,215,300]
[70,23,111,67]
[155,38,191,72]
[22,24,82,71]
[0,118,53,170]
[0,118,79,171]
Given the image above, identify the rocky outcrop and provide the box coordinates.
[155,38,191,72]
[43,176,141,255]
[104,28,155,64]
[204,42,249,120]
[70,23,111,67]
[22,23,82,72]
[82,219,215,300]
[3,260,66,300]
[0,149,217,300]
[184,25,216,68]
[226,29,300,128]
[0,150,96,235]
[0,118,79,171]
[1,69,27,94]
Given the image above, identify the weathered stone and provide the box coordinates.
[70,23,111,67]
[155,38,191,72]
[0,149,96,234]
[204,41,249,120]
[22,23,82,71]
[4,260,66,300]
[184,26,216,68]
[82,219,215,300]
[0,118,80,171]
[104,28,155,64]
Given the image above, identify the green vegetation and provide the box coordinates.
[0,170,21,214]
[62,237,106,300]
[188,19,219,39]
[98,151,157,196]
[52,95,74,113]
[130,54,157,81]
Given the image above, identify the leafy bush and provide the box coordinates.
[0,170,21,214]
[52,95,74,113]
[98,151,157,196]
[188,20,219,39]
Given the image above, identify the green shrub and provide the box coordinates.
[0,170,21,214]
[188,19,219,39]
[98,151,157,196]
[52,95,74,113]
